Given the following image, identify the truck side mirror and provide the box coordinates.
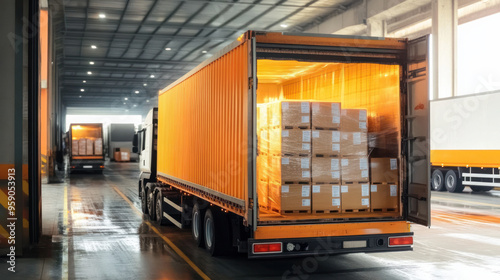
[133,133,139,146]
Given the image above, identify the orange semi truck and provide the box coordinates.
[134,32,430,257]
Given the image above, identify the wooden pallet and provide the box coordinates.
[342,208,369,213]
[281,209,311,214]
[371,208,398,213]
[280,181,311,185]
[312,154,339,158]
[371,182,398,185]
[313,209,340,214]
[312,126,339,131]
[271,152,311,157]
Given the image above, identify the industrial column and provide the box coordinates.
[431,0,458,99]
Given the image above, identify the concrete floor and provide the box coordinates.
[2,161,500,279]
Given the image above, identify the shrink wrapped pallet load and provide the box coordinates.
[78,138,86,155]
[312,157,340,183]
[86,138,94,155]
[370,183,398,212]
[340,156,369,183]
[269,101,310,129]
[312,130,340,157]
[311,184,341,213]
[311,102,341,129]
[370,158,399,183]
[94,138,103,155]
[340,183,370,212]
[72,139,79,155]
[340,131,368,156]
[269,182,311,214]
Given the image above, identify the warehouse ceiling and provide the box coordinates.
[51,0,357,115]
[51,0,499,115]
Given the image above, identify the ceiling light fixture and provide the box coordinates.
[80,89,85,92]
[87,71,92,75]
[99,13,106,19]
[202,50,207,54]
[143,83,147,86]
[91,45,97,49]
[79,95,82,98]
[165,47,171,51]
[146,99,150,103]
[89,61,94,65]
[150,74,155,78]
[135,90,139,94]
[124,97,128,100]
[83,80,86,83]
[280,24,288,28]
[123,102,126,105]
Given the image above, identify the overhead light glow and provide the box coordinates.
[143,83,147,86]
[83,80,86,83]
[91,45,97,49]
[150,74,155,78]
[133,104,137,107]
[80,89,85,92]
[124,97,128,100]
[87,71,92,75]
[165,47,171,51]
[280,24,288,28]
[146,99,150,103]
[99,13,106,19]
[135,90,139,94]
[89,61,94,65]
[123,102,126,105]
[79,95,82,98]
[202,50,207,54]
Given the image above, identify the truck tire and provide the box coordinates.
[203,208,231,256]
[147,187,156,221]
[140,182,148,215]
[431,169,446,191]
[445,170,464,193]
[192,203,205,247]
[155,190,168,226]
[470,186,494,192]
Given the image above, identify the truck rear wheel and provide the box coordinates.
[445,170,464,193]
[147,187,156,220]
[140,182,148,214]
[431,169,446,191]
[203,208,231,256]
[192,203,205,247]
[155,190,168,226]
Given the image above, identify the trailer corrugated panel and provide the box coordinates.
[157,40,250,208]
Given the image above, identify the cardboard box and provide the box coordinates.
[270,156,311,183]
[312,130,340,156]
[370,184,398,211]
[341,109,367,132]
[312,184,341,212]
[340,183,370,212]
[269,182,311,213]
[270,101,310,128]
[94,138,103,155]
[257,178,269,209]
[86,139,94,155]
[270,129,311,156]
[78,138,86,155]
[72,139,79,155]
[312,157,340,183]
[311,102,341,129]
[340,156,369,183]
[340,131,367,156]
[370,158,399,183]
[121,151,130,161]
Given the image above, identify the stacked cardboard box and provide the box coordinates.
[340,108,370,212]
[86,138,94,155]
[94,138,103,155]
[310,102,341,214]
[266,101,312,214]
[72,139,79,155]
[370,158,399,212]
[269,182,311,214]
[312,184,341,213]
[340,183,370,212]
[78,138,87,155]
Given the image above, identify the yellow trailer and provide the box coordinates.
[135,31,430,257]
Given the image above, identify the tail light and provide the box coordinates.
[253,242,282,254]
[100,165,105,168]
[388,236,413,247]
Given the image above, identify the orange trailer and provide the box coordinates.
[135,31,430,257]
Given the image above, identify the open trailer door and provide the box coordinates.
[405,36,431,227]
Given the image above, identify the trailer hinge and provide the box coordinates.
[249,198,254,208]
[248,77,254,89]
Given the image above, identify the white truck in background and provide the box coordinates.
[430,90,500,192]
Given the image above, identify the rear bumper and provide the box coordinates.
[70,160,105,171]
[247,232,413,258]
